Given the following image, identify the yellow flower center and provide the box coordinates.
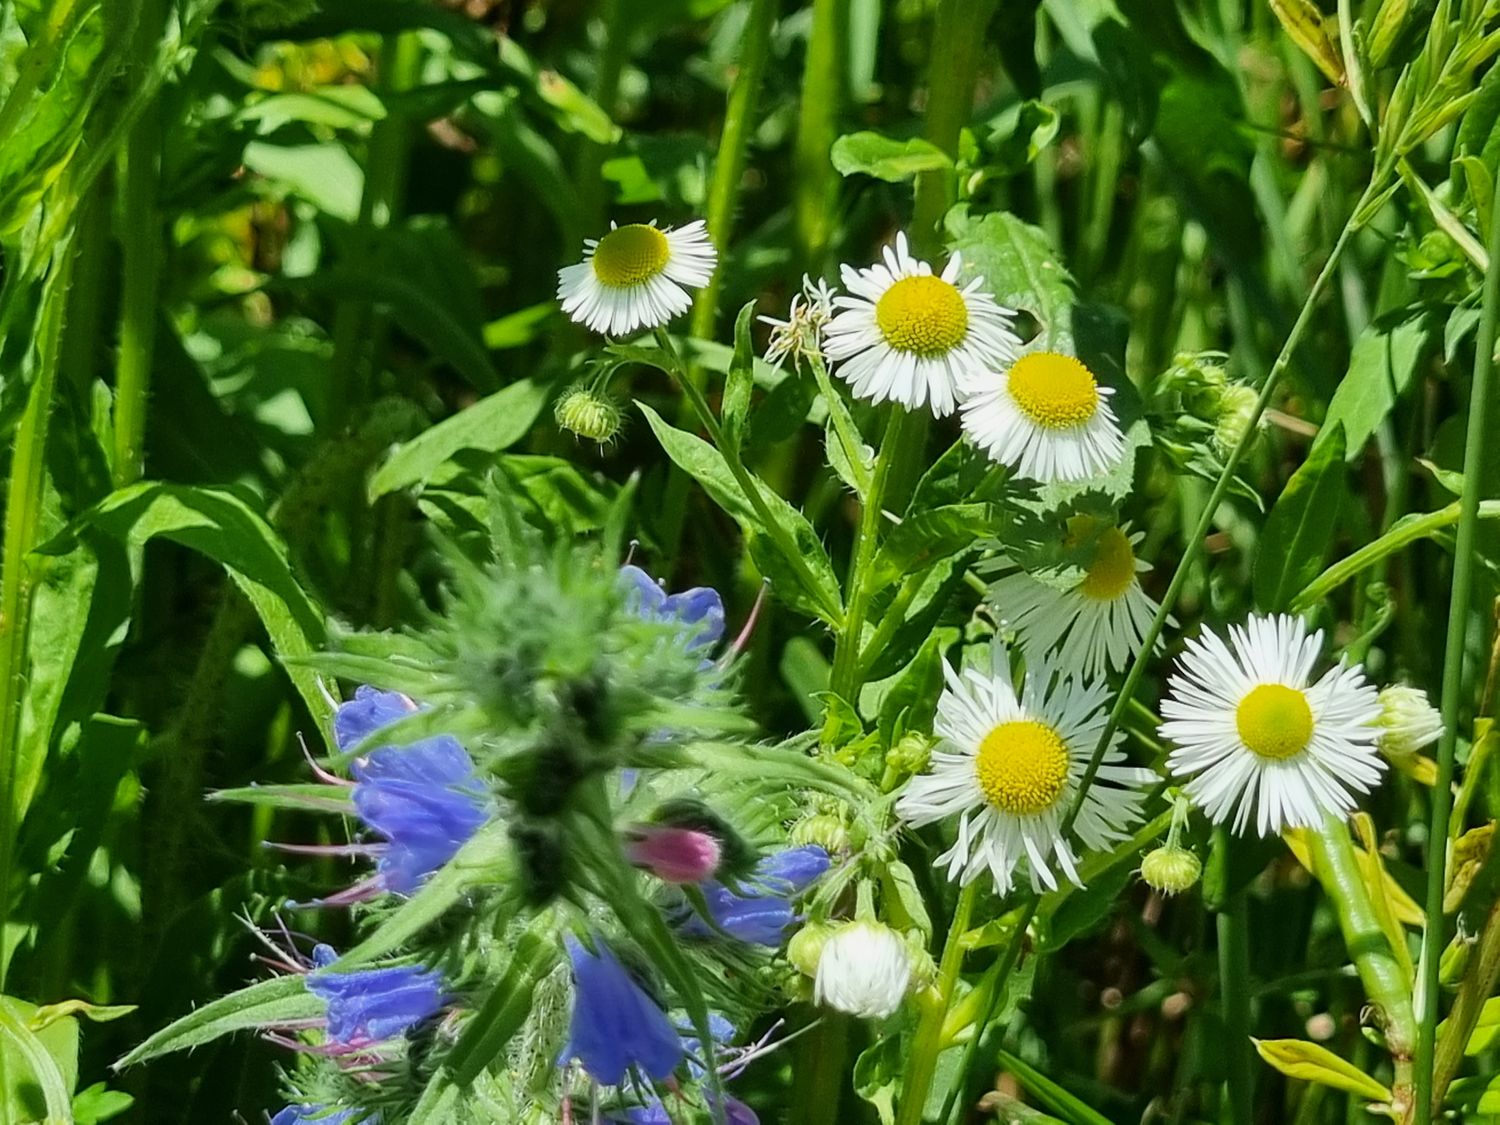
[874,275,969,357]
[974,720,1071,816]
[1079,527,1137,602]
[1007,352,1099,429]
[592,224,671,287]
[1236,684,1314,761]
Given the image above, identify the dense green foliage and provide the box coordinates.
[1,0,1499,1122]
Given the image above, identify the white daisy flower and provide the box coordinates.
[895,642,1153,895]
[960,350,1125,482]
[821,233,1018,417]
[556,220,716,337]
[989,518,1163,679]
[1159,614,1383,837]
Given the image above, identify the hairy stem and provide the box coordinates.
[1413,182,1500,1125]
[792,0,842,269]
[898,881,979,1125]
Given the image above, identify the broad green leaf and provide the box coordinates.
[638,403,842,626]
[71,1082,133,1124]
[116,974,322,1067]
[1322,308,1439,459]
[1461,996,1500,1055]
[242,140,365,221]
[875,632,945,743]
[984,99,1061,174]
[720,302,757,455]
[869,503,1007,588]
[75,484,331,730]
[1253,1038,1392,1103]
[995,1048,1114,1125]
[0,996,74,1122]
[368,379,549,499]
[831,131,953,181]
[853,1033,901,1124]
[1253,423,1348,612]
[944,206,1076,347]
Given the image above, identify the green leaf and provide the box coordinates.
[1253,423,1348,612]
[368,379,549,499]
[720,302,757,455]
[1460,995,1500,1055]
[870,503,1007,588]
[242,140,365,221]
[1321,308,1439,459]
[443,927,553,1086]
[0,996,74,1122]
[1253,1038,1392,1103]
[831,131,953,182]
[237,85,388,132]
[995,1048,1114,1125]
[875,632,945,744]
[638,403,842,626]
[73,484,331,731]
[944,206,1076,347]
[116,975,322,1067]
[28,1001,134,1031]
[984,99,1061,174]
[881,860,933,941]
[853,1033,900,1124]
[71,1081,133,1124]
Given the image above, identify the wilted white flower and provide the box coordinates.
[557,220,716,336]
[1160,614,1384,836]
[761,275,836,367]
[1375,684,1444,759]
[813,921,912,1020]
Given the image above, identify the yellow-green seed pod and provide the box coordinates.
[787,921,835,978]
[1212,382,1261,455]
[1141,846,1202,896]
[888,731,933,777]
[791,812,850,855]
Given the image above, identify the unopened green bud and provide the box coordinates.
[1140,846,1202,896]
[555,385,622,444]
[902,933,937,992]
[888,732,933,777]
[1212,382,1261,455]
[791,812,850,855]
[787,921,836,978]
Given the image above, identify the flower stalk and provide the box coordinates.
[897,880,978,1125]
[1412,179,1500,1125]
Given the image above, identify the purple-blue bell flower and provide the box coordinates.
[679,845,830,947]
[337,687,488,894]
[306,944,446,1046]
[269,1107,362,1125]
[563,935,684,1086]
[620,565,725,652]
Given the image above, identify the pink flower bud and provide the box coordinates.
[625,825,723,884]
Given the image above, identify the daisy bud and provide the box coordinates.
[887,731,933,778]
[555,384,623,445]
[1140,845,1202,896]
[786,921,836,978]
[902,933,938,992]
[790,812,849,855]
[1375,684,1444,759]
[1212,382,1261,455]
[813,921,912,1020]
[626,824,723,884]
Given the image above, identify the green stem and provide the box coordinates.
[897,881,979,1125]
[1214,826,1255,1125]
[651,329,844,626]
[1431,892,1500,1114]
[1413,181,1500,1125]
[909,0,999,257]
[661,0,779,560]
[829,407,912,704]
[1308,815,1417,1117]
[111,0,169,486]
[0,240,73,987]
[573,0,629,234]
[1291,501,1500,611]
[790,1016,850,1125]
[792,0,843,269]
[327,31,421,427]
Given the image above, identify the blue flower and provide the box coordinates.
[620,565,725,652]
[306,944,446,1046]
[680,845,830,946]
[619,1095,758,1125]
[269,1107,362,1125]
[337,687,488,894]
[563,935,683,1086]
